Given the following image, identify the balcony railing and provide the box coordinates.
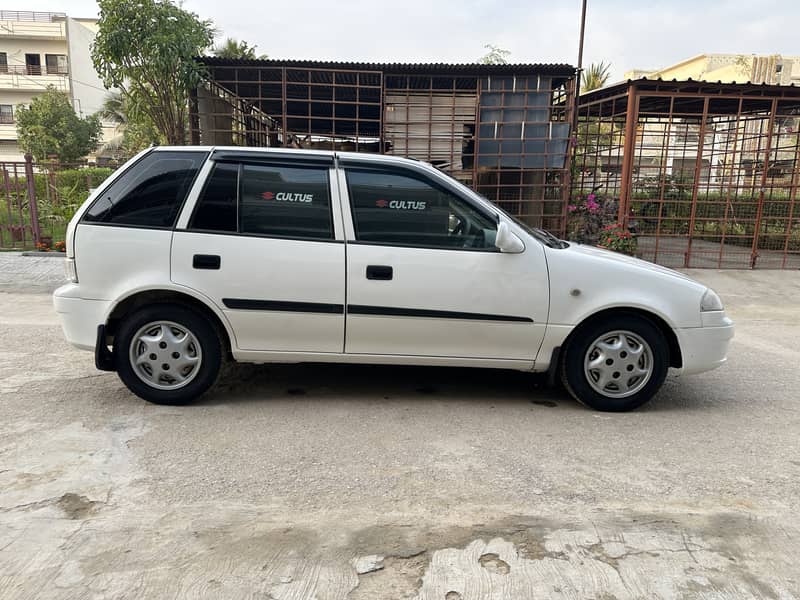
[0,11,66,22]
[0,64,69,76]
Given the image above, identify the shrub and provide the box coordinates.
[566,192,618,245]
[598,223,637,255]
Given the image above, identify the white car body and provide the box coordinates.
[53,147,733,408]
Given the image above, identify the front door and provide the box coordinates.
[340,164,549,361]
[172,156,345,353]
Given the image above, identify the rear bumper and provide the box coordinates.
[675,313,735,375]
[52,284,111,351]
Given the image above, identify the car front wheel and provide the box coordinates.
[115,304,222,405]
[561,314,669,412]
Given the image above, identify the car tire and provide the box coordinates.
[114,304,222,405]
[560,313,669,412]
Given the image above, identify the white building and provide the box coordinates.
[0,10,115,163]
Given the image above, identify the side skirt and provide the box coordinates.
[231,349,536,372]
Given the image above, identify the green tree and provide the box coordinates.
[92,0,215,145]
[581,61,612,92]
[479,44,511,65]
[15,87,102,162]
[100,92,163,157]
[213,38,267,60]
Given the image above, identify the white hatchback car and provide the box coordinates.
[54,147,733,411]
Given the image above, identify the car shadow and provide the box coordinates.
[201,361,582,410]
[197,361,724,414]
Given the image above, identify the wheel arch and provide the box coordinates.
[104,287,235,357]
[562,307,682,369]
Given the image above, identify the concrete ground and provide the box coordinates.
[1,252,799,599]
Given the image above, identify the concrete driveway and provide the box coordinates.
[1,254,799,599]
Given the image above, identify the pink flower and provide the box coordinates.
[586,199,600,213]
[567,204,577,213]
[587,193,597,202]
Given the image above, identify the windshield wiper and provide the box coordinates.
[533,227,568,249]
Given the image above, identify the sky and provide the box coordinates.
[28,0,800,82]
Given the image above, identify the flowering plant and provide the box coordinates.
[597,223,637,255]
[566,192,618,245]
[35,241,51,252]
[55,241,66,252]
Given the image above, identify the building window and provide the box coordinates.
[45,54,68,75]
[0,53,7,74]
[0,105,12,124]
[25,53,41,76]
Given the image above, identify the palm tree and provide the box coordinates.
[100,91,127,127]
[212,38,267,60]
[581,62,612,92]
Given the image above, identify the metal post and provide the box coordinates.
[684,96,710,267]
[24,154,41,245]
[618,85,639,225]
[750,98,779,268]
[780,121,800,268]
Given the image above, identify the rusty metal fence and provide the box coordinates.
[0,155,115,249]
[575,79,800,269]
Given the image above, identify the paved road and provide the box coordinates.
[1,255,799,599]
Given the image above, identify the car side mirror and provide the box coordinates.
[495,221,525,253]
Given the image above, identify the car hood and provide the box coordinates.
[558,243,697,283]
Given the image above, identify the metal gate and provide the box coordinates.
[1,155,114,249]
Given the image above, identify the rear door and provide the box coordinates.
[339,160,549,361]
[171,152,345,353]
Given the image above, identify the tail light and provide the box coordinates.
[64,258,78,283]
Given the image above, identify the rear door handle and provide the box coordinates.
[366,265,393,280]
[193,254,221,270]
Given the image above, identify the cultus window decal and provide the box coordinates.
[374,199,427,210]
[261,191,314,203]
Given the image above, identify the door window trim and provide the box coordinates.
[341,163,500,252]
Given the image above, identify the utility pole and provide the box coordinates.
[572,0,588,136]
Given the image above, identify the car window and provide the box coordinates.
[190,162,238,232]
[345,169,497,249]
[84,151,206,228]
[239,163,333,240]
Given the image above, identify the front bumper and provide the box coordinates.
[674,312,735,375]
[53,284,111,351]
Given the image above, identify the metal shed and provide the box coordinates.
[190,58,576,232]
[575,78,800,269]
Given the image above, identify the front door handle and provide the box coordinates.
[366,265,393,280]
[193,254,221,270]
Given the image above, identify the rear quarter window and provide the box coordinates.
[83,151,207,228]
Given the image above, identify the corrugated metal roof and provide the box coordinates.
[580,76,800,102]
[200,56,575,77]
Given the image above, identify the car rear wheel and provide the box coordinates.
[115,304,222,405]
[561,314,669,412]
